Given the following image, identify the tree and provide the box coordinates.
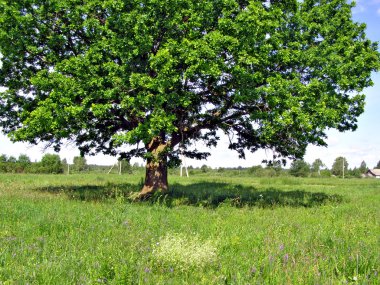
[348,167,361,178]
[375,161,380,169]
[311,159,325,175]
[0,1,379,196]
[40,154,63,174]
[331,157,348,178]
[0,154,6,163]
[200,164,210,173]
[359,160,367,174]
[289,160,310,177]
[18,154,31,164]
[73,156,87,172]
[119,158,132,174]
[7,156,16,163]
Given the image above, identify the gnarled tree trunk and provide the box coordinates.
[139,138,168,198]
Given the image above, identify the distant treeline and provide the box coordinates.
[1,153,379,178]
[0,153,64,174]
[0,153,136,174]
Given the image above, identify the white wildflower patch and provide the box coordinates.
[152,233,218,271]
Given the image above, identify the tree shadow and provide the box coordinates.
[34,181,343,208]
[34,183,138,202]
[165,182,343,208]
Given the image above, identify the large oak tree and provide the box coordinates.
[0,0,379,196]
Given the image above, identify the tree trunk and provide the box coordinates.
[139,139,168,198]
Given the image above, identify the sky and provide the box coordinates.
[0,1,379,169]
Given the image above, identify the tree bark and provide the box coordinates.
[139,138,168,198]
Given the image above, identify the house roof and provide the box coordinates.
[367,169,380,176]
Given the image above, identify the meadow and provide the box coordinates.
[0,172,379,284]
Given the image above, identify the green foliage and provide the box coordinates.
[348,167,362,178]
[320,169,332,178]
[7,156,16,163]
[0,153,31,173]
[0,154,7,162]
[119,159,132,174]
[0,0,379,174]
[40,154,64,174]
[359,160,367,174]
[331,156,349,178]
[289,160,310,177]
[18,154,31,164]
[375,160,380,169]
[73,156,87,172]
[311,158,324,175]
[200,164,210,173]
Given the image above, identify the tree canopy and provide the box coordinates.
[0,0,379,194]
[331,156,348,177]
[311,158,324,175]
[289,159,310,177]
[359,160,367,174]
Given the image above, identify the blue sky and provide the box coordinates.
[0,1,379,169]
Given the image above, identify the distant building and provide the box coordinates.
[365,169,380,178]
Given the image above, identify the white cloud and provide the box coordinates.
[377,8,380,15]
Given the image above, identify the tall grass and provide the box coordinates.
[0,173,379,284]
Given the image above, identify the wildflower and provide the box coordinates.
[283,253,289,263]
[279,244,284,251]
[250,267,257,274]
[144,267,151,273]
[152,233,218,271]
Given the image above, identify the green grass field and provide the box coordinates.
[0,173,379,284]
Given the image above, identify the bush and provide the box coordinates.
[40,154,64,174]
[320,169,332,177]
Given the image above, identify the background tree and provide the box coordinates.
[348,167,361,178]
[311,159,325,175]
[119,158,132,174]
[375,161,380,169]
[40,154,63,174]
[289,160,310,177]
[200,165,210,173]
[73,156,87,172]
[7,156,16,163]
[331,157,349,178]
[359,160,367,174]
[16,154,32,173]
[61,158,69,173]
[0,154,7,173]
[0,154,6,163]
[18,154,31,164]
[0,0,379,196]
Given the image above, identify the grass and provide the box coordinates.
[0,173,379,284]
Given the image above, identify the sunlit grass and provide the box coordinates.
[0,173,379,284]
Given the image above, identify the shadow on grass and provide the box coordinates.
[34,181,343,208]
